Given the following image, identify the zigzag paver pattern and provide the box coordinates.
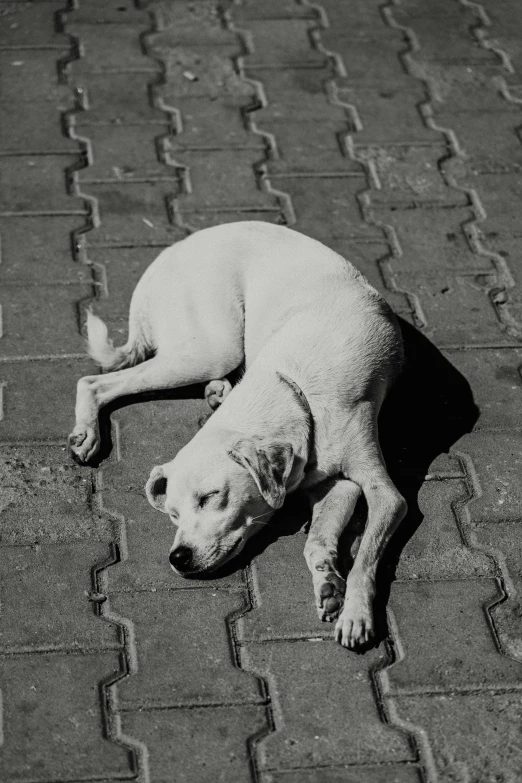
[1,0,522,780]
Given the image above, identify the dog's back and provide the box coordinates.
[128,222,393,374]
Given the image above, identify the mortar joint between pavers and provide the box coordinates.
[229,560,276,783]
[453,451,522,663]
[458,0,515,75]
[220,9,295,227]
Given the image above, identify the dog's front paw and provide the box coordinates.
[316,572,345,622]
[204,379,232,411]
[68,423,100,464]
[334,584,375,649]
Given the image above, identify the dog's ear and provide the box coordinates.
[145,465,169,513]
[228,439,294,509]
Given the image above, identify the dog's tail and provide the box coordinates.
[85,310,149,371]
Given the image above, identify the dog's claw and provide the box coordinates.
[68,423,100,464]
[334,587,375,649]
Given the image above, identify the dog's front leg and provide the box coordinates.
[333,407,408,649]
[304,478,362,623]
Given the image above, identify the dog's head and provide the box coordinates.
[145,432,295,575]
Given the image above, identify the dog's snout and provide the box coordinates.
[169,545,193,572]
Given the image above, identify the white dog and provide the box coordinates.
[69,221,406,648]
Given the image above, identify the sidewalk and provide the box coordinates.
[1,0,522,780]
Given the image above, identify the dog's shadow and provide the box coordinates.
[207,317,480,648]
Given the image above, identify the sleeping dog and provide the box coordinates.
[69,221,407,649]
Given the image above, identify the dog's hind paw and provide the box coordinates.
[68,423,100,464]
[316,572,345,622]
[204,378,232,411]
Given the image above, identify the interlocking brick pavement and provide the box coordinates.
[2,0,522,781]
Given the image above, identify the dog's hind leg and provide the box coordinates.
[304,479,362,623]
[69,354,235,464]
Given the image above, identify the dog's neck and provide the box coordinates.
[204,365,313,469]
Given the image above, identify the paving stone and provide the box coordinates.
[122,705,266,783]
[111,589,263,708]
[453,431,522,523]
[359,144,461,205]
[446,348,522,430]
[422,63,510,109]
[67,24,154,72]
[0,2,68,47]
[76,122,171,180]
[395,479,493,581]
[0,154,85,214]
[242,641,415,768]
[266,121,363,174]
[149,24,237,51]
[271,176,378,239]
[0,215,87,284]
[319,33,407,83]
[392,692,522,783]
[315,0,399,27]
[455,171,522,236]
[62,0,149,25]
[0,50,72,104]
[257,98,346,128]
[264,767,423,783]
[71,72,166,124]
[0,357,94,441]
[153,0,226,32]
[242,20,325,68]
[0,103,77,153]
[232,0,315,21]
[158,58,253,101]
[1,283,90,356]
[437,110,522,174]
[0,542,121,652]
[337,82,441,145]
[83,181,184,245]
[245,67,341,116]
[238,533,324,642]
[0,653,133,782]
[393,271,510,347]
[165,96,262,149]
[174,149,275,209]
[0,445,110,544]
[392,11,495,64]
[372,207,491,273]
[385,579,521,693]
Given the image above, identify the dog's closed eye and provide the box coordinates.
[197,490,220,508]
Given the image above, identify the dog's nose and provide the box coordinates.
[169,545,193,572]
